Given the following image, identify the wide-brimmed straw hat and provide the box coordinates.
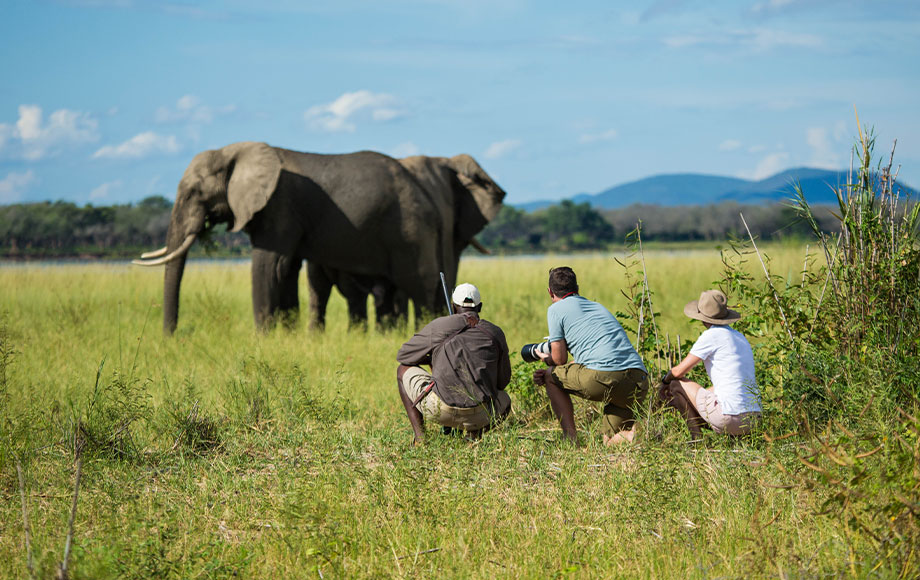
[683,289,741,325]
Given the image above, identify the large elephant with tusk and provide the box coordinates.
[304,154,503,330]
[134,142,506,334]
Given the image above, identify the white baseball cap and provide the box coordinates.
[451,283,481,307]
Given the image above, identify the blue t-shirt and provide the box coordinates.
[547,295,646,372]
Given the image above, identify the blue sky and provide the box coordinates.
[1,0,918,206]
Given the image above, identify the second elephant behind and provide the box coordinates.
[307,154,504,330]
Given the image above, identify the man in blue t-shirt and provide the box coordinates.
[532,266,649,444]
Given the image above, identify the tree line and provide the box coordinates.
[0,196,841,258]
[0,196,244,258]
[478,200,840,252]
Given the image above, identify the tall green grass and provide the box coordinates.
[0,218,915,577]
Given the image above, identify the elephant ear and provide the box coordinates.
[224,142,283,232]
[449,154,506,242]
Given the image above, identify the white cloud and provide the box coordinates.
[807,125,846,169]
[578,129,618,144]
[89,179,123,200]
[751,0,799,15]
[719,139,742,152]
[744,152,791,180]
[390,141,420,157]
[763,99,804,112]
[833,120,849,142]
[483,139,522,160]
[145,174,162,196]
[0,123,11,151]
[2,105,99,160]
[0,170,36,203]
[304,90,403,133]
[664,28,822,52]
[93,132,180,159]
[155,94,235,124]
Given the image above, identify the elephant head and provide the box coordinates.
[134,142,283,334]
[399,153,505,268]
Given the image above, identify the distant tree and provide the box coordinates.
[138,195,172,210]
[478,205,542,251]
[600,202,843,242]
[537,200,615,250]
[0,198,176,256]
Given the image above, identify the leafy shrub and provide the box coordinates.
[504,359,551,424]
[741,127,919,575]
[72,360,152,460]
[167,400,223,455]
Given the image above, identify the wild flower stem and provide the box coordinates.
[58,434,84,580]
[740,212,794,341]
[16,457,35,580]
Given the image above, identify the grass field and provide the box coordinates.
[0,244,905,578]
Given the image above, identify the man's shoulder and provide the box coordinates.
[548,297,580,314]
[695,325,737,348]
[552,295,608,318]
[703,325,739,339]
[430,313,468,329]
[478,318,506,334]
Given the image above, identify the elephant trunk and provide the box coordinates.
[163,228,189,335]
[160,204,206,334]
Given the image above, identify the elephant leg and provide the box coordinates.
[278,258,302,329]
[389,256,442,329]
[393,289,409,325]
[324,269,370,331]
[251,248,298,332]
[372,280,397,330]
[307,261,333,331]
[375,284,409,330]
[339,277,369,331]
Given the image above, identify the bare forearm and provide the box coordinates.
[669,354,701,380]
[547,340,568,366]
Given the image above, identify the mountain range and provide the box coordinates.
[516,168,917,211]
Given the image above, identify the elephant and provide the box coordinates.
[306,262,407,330]
[133,142,505,334]
[304,154,504,330]
[307,240,492,331]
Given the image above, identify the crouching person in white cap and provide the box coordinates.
[397,283,512,445]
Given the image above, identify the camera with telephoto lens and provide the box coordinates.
[520,341,551,363]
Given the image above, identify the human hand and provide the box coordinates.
[661,370,676,385]
[536,349,551,363]
[533,368,548,386]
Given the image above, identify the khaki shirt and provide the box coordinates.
[397,312,511,408]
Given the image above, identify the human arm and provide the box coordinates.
[497,346,512,390]
[537,339,568,366]
[396,322,437,366]
[666,354,702,382]
[542,304,569,366]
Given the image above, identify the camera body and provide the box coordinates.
[520,340,551,363]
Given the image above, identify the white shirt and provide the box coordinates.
[689,325,761,415]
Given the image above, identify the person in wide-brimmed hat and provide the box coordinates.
[658,290,761,438]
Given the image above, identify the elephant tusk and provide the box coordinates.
[469,238,491,255]
[132,234,196,266]
[140,246,169,259]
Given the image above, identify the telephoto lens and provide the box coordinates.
[520,341,551,363]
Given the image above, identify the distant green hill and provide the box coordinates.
[517,168,917,210]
